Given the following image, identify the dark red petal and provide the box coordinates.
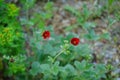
[42,30,50,39]
[71,38,80,46]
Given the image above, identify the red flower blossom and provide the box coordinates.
[71,38,80,46]
[42,30,50,39]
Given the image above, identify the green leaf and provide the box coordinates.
[20,18,34,26]
[48,56,54,63]
[65,24,78,31]
[64,64,76,75]
[44,2,54,11]
[83,22,96,29]
[74,60,85,71]
[64,5,80,17]
[77,17,85,25]
[41,12,53,19]
[31,61,40,69]
[100,33,111,40]
[108,17,116,27]
[25,0,36,9]
[51,61,60,75]
[74,44,92,58]
[43,43,53,55]
[30,61,41,76]
[94,64,107,79]
[82,4,91,20]
[84,29,100,41]
[108,0,114,6]
[40,64,50,74]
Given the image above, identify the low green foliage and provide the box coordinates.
[0,0,117,80]
[64,4,111,41]
[0,0,24,56]
[3,55,26,75]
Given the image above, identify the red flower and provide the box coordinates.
[42,30,50,39]
[71,38,80,46]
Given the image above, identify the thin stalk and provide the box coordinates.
[52,50,64,63]
[26,0,29,21]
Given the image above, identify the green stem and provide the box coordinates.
[26,0,29,21]
[52,50,64,63]
[52,44,70,63]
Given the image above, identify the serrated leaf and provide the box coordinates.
[48,56,54,63]
[44,2,54,11]
[82,4,91,20]
[74,61,85,71]
[25,0,36,9]
[100,33,111,40]
[40,64,50,74]
[64,5,80,17]
[83,22,96,29]
[51,61,60,75]
[84,29,100,41]
[30,61,41,76]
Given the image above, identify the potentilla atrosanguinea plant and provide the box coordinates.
[42,30,50,39]
[71,37,80,46]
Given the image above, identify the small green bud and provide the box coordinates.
[64,40,69,43]
[66,50,70,54]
